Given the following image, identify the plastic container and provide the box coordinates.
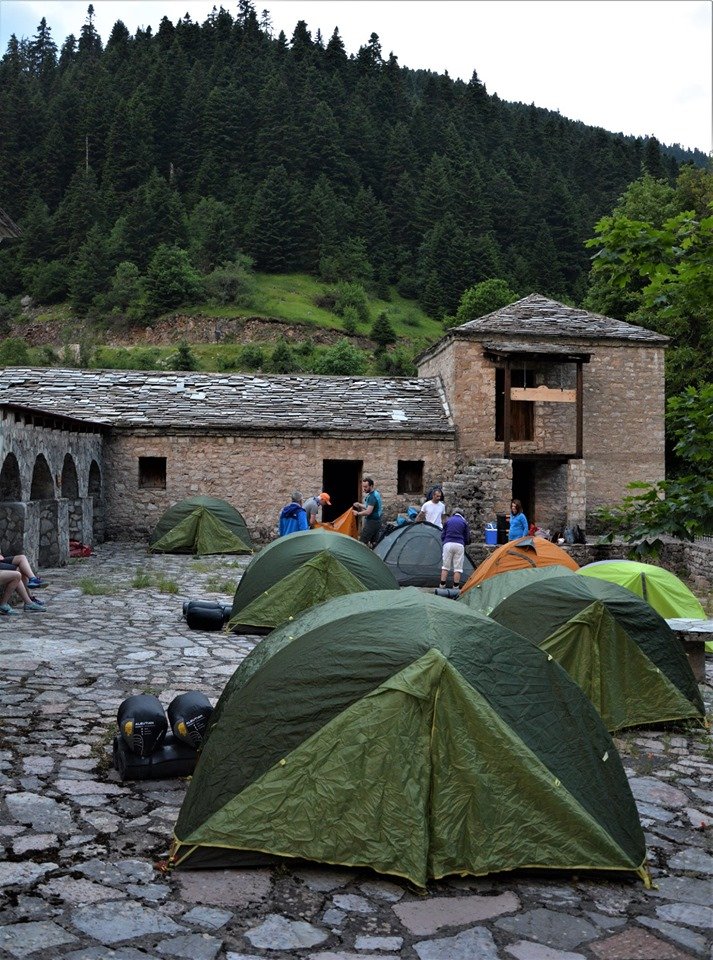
[484,523,498,545]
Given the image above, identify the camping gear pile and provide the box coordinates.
[114,692,213,781]
[149,496,252,556]
[374,521,475,587]
[227,530,398,634]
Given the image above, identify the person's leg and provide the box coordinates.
[10,555,35,581]
[1,570,22,610]
[452,544,465,588]
[441,543,455,588]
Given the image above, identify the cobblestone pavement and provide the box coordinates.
[1,543,711,960]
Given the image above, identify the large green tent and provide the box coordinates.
[149,497,252,555]
[171,589,648,887]
[227,550,390,634]
[230,530,397,623]
[580,560,707,620]
[374,521,475,586]
[491,577,705,732]
[459,565,576,616]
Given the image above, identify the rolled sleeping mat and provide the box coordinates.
[433,588,462,600]
[182,599,230,617]
[184,600,232,631]
[117,694,167,757]
[167,691,214,750]
[112,732,198,781]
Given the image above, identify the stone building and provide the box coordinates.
[0,295,668,565]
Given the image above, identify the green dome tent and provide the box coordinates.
[149,497,252,555]
[170,589,648,887]
[491,577,705,733]
[374,521,475,586]
[579,560,707,620]
[459,565,576,616]
[227,550,394,634]
[230,530,397,627]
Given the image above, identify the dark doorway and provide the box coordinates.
[322,459,363,522]
[512,460,536,526]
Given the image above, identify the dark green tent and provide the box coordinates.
[227,550,390,634]
[149,496,252,555]
[491,577,705,732]
[459,565,576,615]
[171,589,647,887]
[230,530,397,624]
[374,521,475,586]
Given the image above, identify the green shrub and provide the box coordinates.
[342,305,359,334]
[0,337,29,366]
[242,345,265,369]
[333,282,369,324]
[270,339,298,373]
[26,260,69,304]
[203,255,254,305]
[314,339,368,376]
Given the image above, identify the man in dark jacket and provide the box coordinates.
[278,492,309,537]
[440,509,471,589]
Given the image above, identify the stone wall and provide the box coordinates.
[0,409,105,567]
[103,430,457,542]
[442,458,511,535]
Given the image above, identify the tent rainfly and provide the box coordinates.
[491,576,705,732]
[374,521,475,587]
[461,536,579,593]
[149,496,252,555]
[459,564,576,616]
[579,560,707,620]
[170,589,649,887]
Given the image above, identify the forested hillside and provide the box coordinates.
[0,0,705,333]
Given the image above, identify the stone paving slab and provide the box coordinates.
[0,543,711,959]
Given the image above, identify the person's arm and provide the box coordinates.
[297,509,309,531]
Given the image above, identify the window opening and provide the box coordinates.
[398,460,424,495]
[138,457,166,490]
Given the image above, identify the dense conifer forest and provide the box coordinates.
[0,2,709,388]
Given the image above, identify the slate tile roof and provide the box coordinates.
[454,294,669,342]
[0,368,454,436]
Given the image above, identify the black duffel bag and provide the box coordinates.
[183,599,232,631]
[113,732,197,781]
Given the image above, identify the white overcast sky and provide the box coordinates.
[1,0,710,153]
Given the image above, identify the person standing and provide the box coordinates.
[278,492,309,537]
[440,509,471,589]
[303,492,331,528]
[417,487,446,528]
[508,499,529,540]
[353,476,383,547]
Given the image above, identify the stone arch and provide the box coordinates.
[30,454,54,500]
[0,452,22,501]
[88,459,105,544]
[30,454,60,566]
[61,454,79,499]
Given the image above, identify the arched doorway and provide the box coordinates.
[31,454,59,566]
[0,452,24,555]
[62,454,84,542]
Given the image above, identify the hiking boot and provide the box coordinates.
[0,603,19,615]
[23,601,46,613]
[29,595,45,605]
[27,577,49,588]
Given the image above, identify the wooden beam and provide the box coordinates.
[510,387,576,403]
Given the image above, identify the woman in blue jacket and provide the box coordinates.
[508,499,529,541]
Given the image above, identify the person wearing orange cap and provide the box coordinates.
[303,491,331,528]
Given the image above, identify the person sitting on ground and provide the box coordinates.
[440,508,471,590]
[0,551,48,591]
[416,487,446,529]
[0,568,47,614]
[278,492,309,537]
[352,476,383,548]
[508,499,529,541]
[303,492,331,529]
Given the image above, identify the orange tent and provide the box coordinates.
[315,506,358,539]
[461,536,579,593]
